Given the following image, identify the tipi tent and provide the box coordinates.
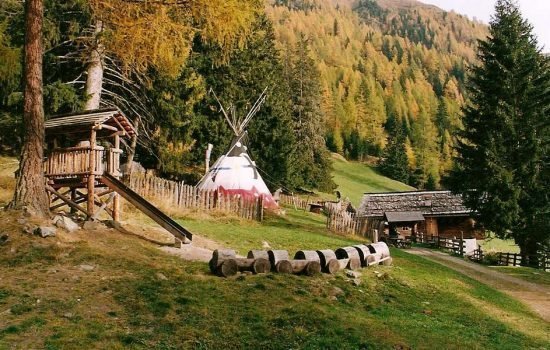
[196,89,278,209]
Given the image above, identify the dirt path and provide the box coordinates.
[407,248,550,322]
[160,235,228,262]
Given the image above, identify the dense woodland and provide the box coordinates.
[1,0,487,190]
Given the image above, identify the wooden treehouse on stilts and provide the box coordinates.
[44,108,193,242]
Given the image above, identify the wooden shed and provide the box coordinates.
[357,190,484,240]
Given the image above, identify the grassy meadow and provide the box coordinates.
[329,154,414,206]
[0,156,548,349]
[1,208,549,349]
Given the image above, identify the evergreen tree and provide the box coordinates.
[380,115,409,184]
[449,0,550,261]
[284,35,335,191]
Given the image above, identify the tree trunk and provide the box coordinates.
[519,239,539,268]
[8,0,49,217]
[84,20,105,111]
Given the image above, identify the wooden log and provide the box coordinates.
[289,260,321,276]
[353,245,371,267]
[210,249,237,273]
[275,260,293,274]
[294,250,320,262]
[368,242,390,258]
[218,259,238,277]
[247,250,270,260]
[316,250,341,274]
[365,254,377,267]
[268,250,289,267]
[220,258,271,274]
[338,257,361,270]
[380,256,393,266]
[335,247,361,261]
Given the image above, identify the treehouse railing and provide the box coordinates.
[106,148,122,177]
[44,146,105,178]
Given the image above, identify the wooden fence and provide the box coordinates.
[279,194,309,210]
[326,211,362,235]
[468,247,549,271]
[126,174,263,221]
[497,252,549,271]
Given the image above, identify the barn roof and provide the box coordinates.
[384,211,425,223]
[358,190,472,218]
[45,108,137,137]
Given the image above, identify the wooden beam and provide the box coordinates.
[113,133,121,221]
[87,129,97,217]
[93,124,118,132]
[91,192,116,220]
[46,185,88,216]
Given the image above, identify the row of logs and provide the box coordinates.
[209,242,392,277]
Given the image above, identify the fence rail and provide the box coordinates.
[126,174,263,221]
[468,247,549,271]
[279,194,309,210]
[326,211,362,235]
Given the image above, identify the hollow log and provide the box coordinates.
[294,250,320,262]
[289,260,321,276]
[316,250,340,274]
[217,259,238,277]
[275,260,293,274]
[368,242,390,258]
[353,245,371,267]
[335,247,361,262]
[247,250,270,260]
[268,250,289,267]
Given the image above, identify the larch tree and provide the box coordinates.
[8,0,50,216]
[449,0,550,261]
[83,0,261,110]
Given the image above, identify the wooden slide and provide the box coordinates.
[101,173,193,243]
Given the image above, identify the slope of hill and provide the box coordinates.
[1,209,549,349]
[331,154,414,205]
[267,0,488,188]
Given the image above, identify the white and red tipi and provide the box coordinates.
[196,88,278,209]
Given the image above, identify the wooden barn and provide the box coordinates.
[357,190,484,241]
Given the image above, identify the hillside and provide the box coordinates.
[1,209,549,349]
[330,154,414,206]
[267,0,488,188]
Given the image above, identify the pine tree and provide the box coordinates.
[449,0,550,261]
[8,0,50,216]
[284,35,335,191]
[380,115,409,184]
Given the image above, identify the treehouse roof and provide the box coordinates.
[45,108,137,137]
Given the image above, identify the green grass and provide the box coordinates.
[329,154,414,206]
[179,207,368,255]
[0,157,17,207]
[479,237,520,253]
[490,266,550,286]
[1,211,548,349]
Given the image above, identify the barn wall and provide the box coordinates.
[418,217,438,236]
[433,216,483,239]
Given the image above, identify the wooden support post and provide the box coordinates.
[113,134,120,221]
[70,189,77,214]
[87,129,97,218]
